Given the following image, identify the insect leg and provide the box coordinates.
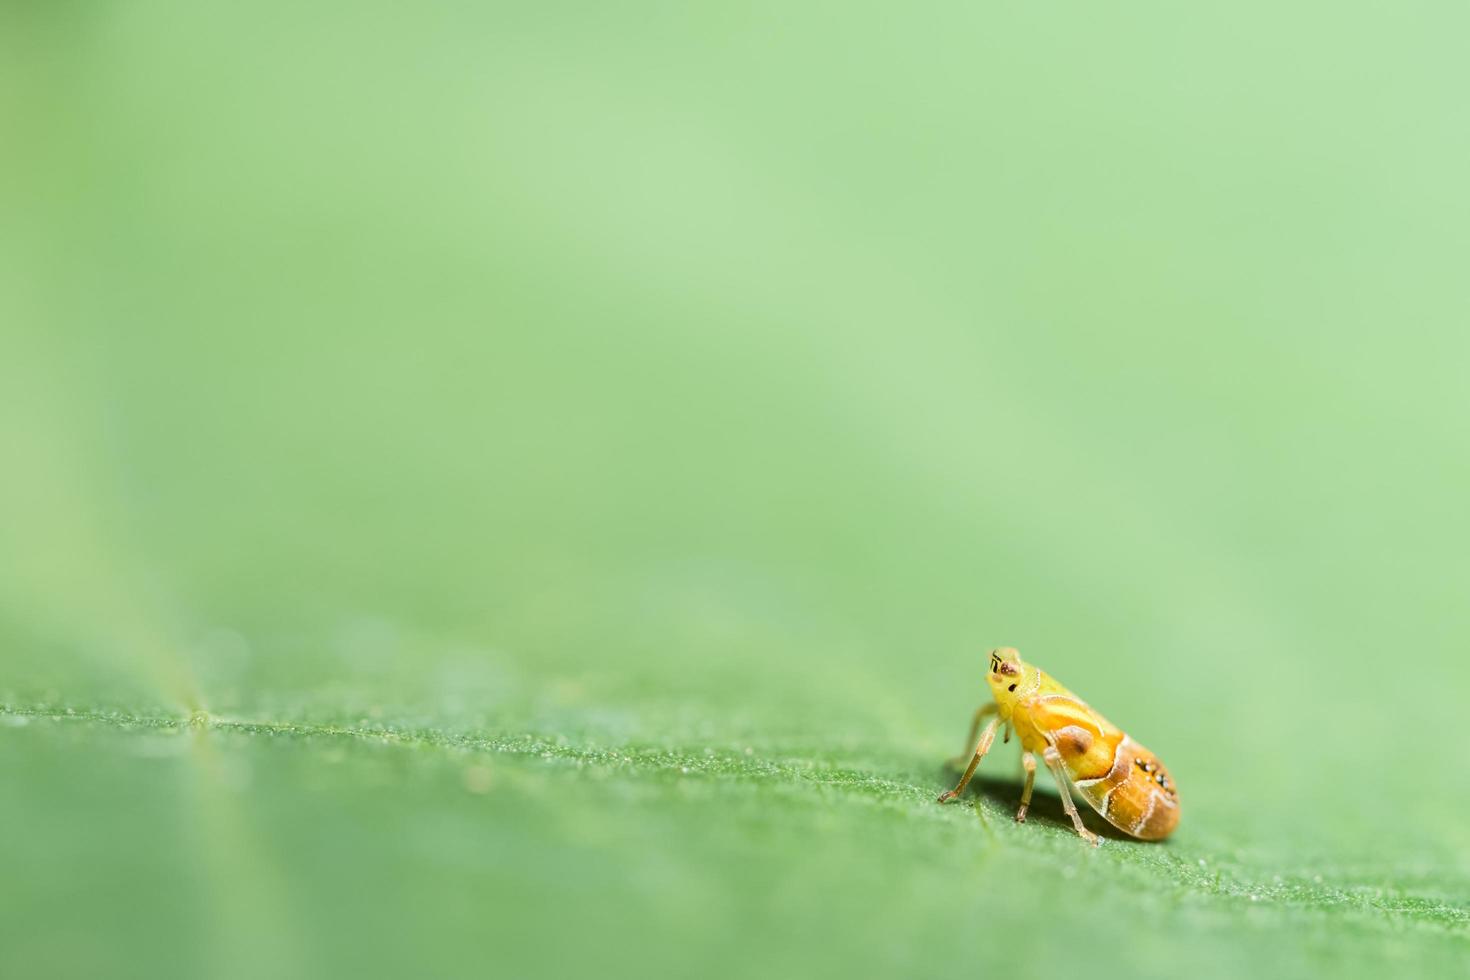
[937,716,999,804]
[1042,745,1100,846]
[946,703,999,769]
[1015,751,1036,823]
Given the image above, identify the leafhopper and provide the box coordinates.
[937,648,1180,844]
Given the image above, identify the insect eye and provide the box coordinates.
[1007,683,1017,692]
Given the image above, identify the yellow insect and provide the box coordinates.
[936,647,1179,845]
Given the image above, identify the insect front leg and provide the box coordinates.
[945,703,999,769]
[1042,745,1100,846]
[937,715,999,804]
[1015,751,1036,823]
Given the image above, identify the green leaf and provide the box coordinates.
[3,4,1468,980]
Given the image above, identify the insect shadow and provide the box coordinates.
[938,764,1136,842]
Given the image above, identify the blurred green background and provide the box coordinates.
[3,2,1468,978]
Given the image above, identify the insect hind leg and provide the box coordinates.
[1042,745,1100,846]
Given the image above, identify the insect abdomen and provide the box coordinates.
[1073,735,1180,840]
